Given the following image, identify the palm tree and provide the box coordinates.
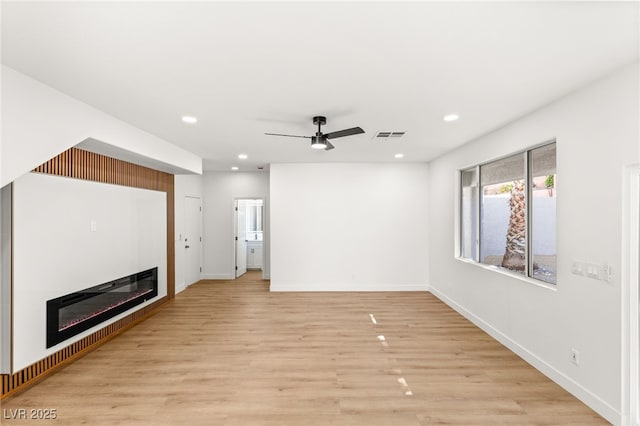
[501,180,526,271]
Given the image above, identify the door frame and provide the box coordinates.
[623,164,640,426]
[233,197,266,280]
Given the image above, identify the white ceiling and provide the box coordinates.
[2,1,638,172]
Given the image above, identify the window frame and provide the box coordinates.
[457,140,557,287]
[459,165,480,262]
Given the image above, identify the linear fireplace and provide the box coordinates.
[46,267,158,348]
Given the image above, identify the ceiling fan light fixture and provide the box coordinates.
[311,136,327,150]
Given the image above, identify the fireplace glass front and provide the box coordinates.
[46,267,158,348]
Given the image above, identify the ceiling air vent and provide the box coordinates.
[375,132,406,139]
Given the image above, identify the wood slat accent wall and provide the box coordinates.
[1,147,175,398]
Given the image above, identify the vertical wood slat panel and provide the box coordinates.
[33,147,174,199]
[3,148,176,399]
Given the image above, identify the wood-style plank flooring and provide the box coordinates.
[1,271,607,425]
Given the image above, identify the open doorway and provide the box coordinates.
[234,198,264,279]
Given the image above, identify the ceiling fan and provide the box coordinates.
[265,116,364,151]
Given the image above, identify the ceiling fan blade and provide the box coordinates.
[324,140,335,151]
[264,132,311,139]
[324,127,365,139]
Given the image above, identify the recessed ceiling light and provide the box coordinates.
[182,115,198,124]
[231,166,239,171]
[238,154,248,159]
[443,114,459,122]
[395,153,404,159]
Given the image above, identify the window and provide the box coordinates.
[459,142,556,284]
[529,143,557,283]
[480,153,526,274]
[460,168,478,260]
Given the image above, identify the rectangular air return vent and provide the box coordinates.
[375,132,406,139]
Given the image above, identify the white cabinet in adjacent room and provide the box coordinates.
[246,241,263,270]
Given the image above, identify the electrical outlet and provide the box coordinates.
[570,348,580,365]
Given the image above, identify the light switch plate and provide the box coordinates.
[585,263,600,279]
[571,261,584,275]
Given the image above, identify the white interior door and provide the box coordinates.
[235,200,247,278]
[184,196,202,286]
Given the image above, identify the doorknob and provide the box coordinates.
[185,245,190,249]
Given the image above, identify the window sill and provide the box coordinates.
[455,257,557,291]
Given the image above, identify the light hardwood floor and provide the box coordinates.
[1,271,607,425]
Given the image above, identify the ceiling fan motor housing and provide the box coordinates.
[312,116,327,126]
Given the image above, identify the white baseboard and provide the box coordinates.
[270,283,429,292]
[428,285,621,425]
[201,273,234,280]
[175,282,186,294]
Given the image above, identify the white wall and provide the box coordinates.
[270,163,429,291]
[174,174,204,293]
[427,62,639,424]
[1,66,201,187]
[12,173,167,371]
[202,171,270,279]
